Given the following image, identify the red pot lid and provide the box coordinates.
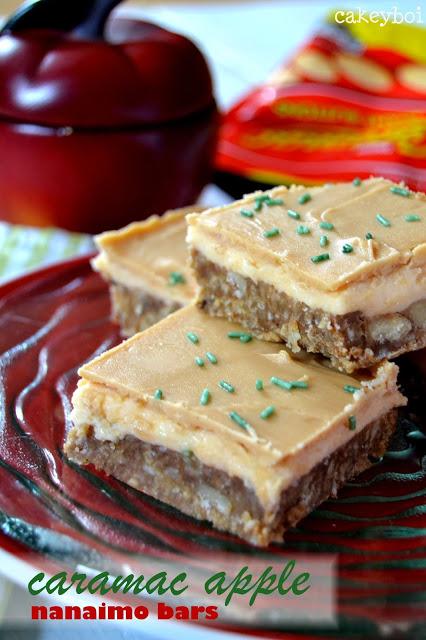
[0,15,214,128]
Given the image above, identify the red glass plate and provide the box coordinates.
[0,256,425,638]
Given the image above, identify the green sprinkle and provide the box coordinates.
[287,209,300,220]
[353,177,362,186]
[376,214,391,227]
[298,193,311,204]
[186,332,199,344]
[405,214,421,222]
[390,186,410,197]
[263,227,280,238]
[348,415,357,430]
[254,194,284,211]
[291,381,308,389]
[240,208,254,218]
[200,388,211,406]
[319,221,334,231]
[255,379,264,391]
[260,405,275,420]
[254,194,271,211]
[365,232,374,240]
[219,380,235,393]
[342,243,353,254]
[320,235,328,247]
[195,356,204,367]
[229,411,253,432]
[270,376,292,390]
[206,352,218,364]
[311,253,330,263]
[154,389,163,400]
[228,331,252,343]
[271,377,308,390]
[344,384,360,394]
[296,225,310,235]
[265,197,284,207]
[168,271,185,285]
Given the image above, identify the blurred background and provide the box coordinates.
[1,0,423,280]
[0,1,424,638]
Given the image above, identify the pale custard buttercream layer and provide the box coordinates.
[93,208,199,305]
[187,178,426,316]
[70,305,405,509]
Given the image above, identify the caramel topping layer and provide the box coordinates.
[73,305,405,507]
[187,178,426,311]
[94,208,199,304]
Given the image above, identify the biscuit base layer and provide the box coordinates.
[65,410,397,547]
[110,282,183,337]
[192,250,426,372]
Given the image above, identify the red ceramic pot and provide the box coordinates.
[0,1,218,233]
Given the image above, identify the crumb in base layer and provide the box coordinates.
[65,411,396,547]
[110,283,182,336]
[192,250,426,372]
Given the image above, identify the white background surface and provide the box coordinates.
[0,1,422,638]
[124,0,425,109]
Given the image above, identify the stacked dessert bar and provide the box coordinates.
[92,207,200,335]
[66,177,426,546]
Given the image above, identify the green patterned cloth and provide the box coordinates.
[0,222,94,283]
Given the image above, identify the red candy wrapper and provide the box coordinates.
[216,10,426,191]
